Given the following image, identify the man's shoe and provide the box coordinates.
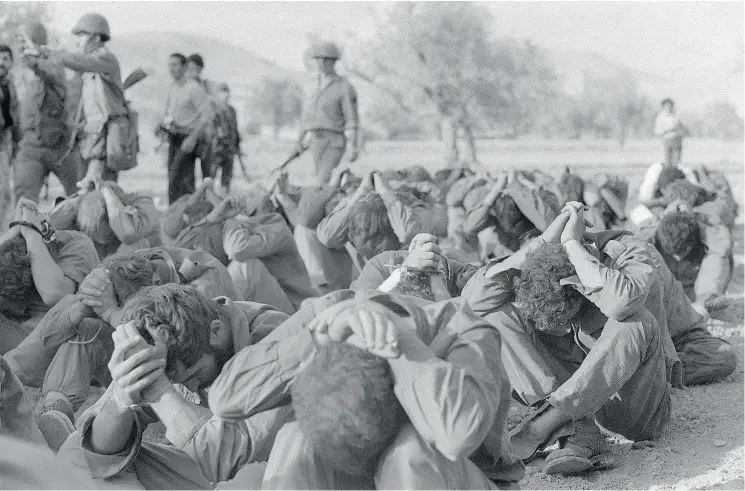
[37,394,75,453]
[544,417,614,476]
[704,294,729,312]
[509,401,575,462]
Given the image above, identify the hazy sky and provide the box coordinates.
[51,1,743,82]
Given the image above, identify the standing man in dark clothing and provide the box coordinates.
[14,23,79,204]
[158,53,208,203]
[293,41,359,184]
[213,82,241,194]
[0,44,19,230]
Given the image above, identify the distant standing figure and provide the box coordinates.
[654,98,688,166]
[293,41,359,183]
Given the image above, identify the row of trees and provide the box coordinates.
[245,2,742,164]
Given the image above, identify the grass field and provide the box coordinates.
[35,136,745,489]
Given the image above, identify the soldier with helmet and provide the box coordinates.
[31,13,128,192]
[292,41,360,183]
[14,22,80,203]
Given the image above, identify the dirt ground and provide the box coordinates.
[29,137,745,490]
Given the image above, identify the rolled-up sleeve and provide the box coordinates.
[75,387,157,479]
[563,238,655,321]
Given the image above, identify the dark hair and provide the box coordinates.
[0,45,12,60]
[121,284,218,372]
[661,98,674,107]
[657,212,700,258]
[291,342,406,475]
[662,179,706,208]
[169,53,187,65]
[0,235,33,302]
[347,193,401,259]
[187,53,204,69]
[493,194,536,251]
[558,172,585,204]
[390,268,436,301]
[102,253,157,305]
[657,167,686,193]
[515,243,584,333]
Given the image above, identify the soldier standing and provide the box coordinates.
[14,23,79,204]
[39,13,128,191]
[292,41,359,183]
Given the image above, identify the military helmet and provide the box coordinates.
[311,41,341,60]
[72,13,111,41]
[21,22,48,45]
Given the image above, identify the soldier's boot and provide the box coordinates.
[544,416,614,476]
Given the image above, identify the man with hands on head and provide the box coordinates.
[47,178,160,260]
[351,232,478,299]
[462,201,681,476]
[0,198,98,354]
[205,287,524,489]
[56,284,290,488]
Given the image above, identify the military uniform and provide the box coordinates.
[300,42,359,183]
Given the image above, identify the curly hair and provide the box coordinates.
[347,192,401,260]
[121,284,220,373]
[657,212,700,258]
[656,167,686,194]
[102,253,157,306]
[515,243,584,334]
[661,179,706,209]
[390,268,436,301]
[291,342,406,475]
[0,235,34,303]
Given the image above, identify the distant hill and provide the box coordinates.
[109,31,299,85]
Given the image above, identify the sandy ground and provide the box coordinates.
[26,137,745,490]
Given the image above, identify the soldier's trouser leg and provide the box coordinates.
[167,134,197,204]
[0,355,46,445]
[13,141,79,202]
[42,321,115,411]
[310,131,345,183]
[219,157,233,190]
[549,311,671,441]
[227,259,296,315]
[673,327,737,386]
[293,225,353,291]
[57,431,212,489]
